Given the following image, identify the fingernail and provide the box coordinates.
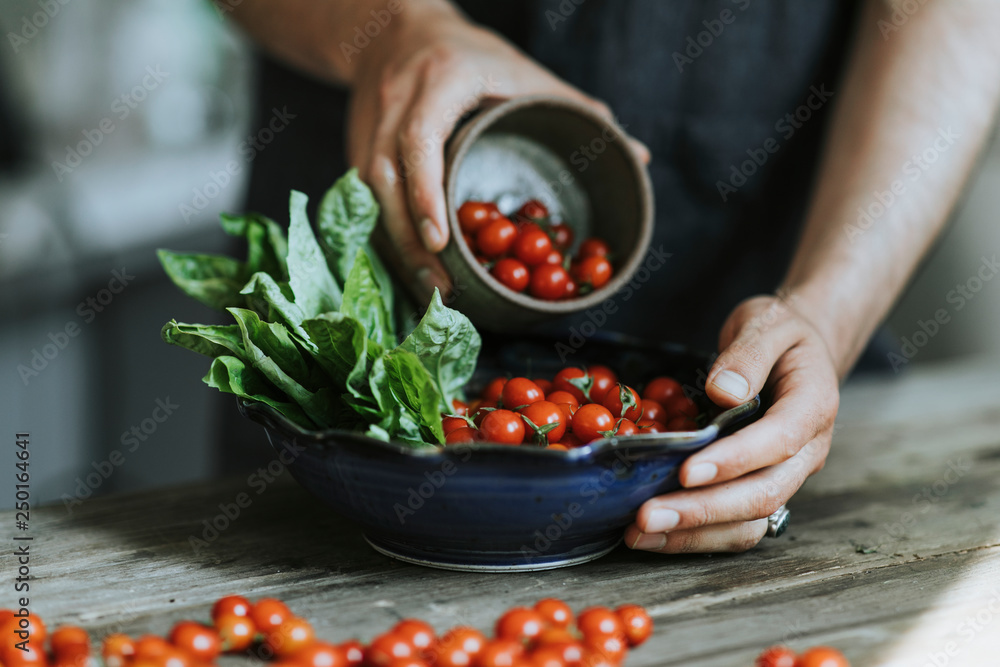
[419,217,445,252]
[712,370,750,400]
[416,267,448,297]
[630,532,667,551]
[645,508,680,532]
[685,462,717,487]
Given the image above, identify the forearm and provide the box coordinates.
[217,0,459,84]
[780,0,1000,378]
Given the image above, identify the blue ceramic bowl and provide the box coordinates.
[237,336,761,571]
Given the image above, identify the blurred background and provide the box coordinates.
[1,0,998,510]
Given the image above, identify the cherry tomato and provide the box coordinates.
[585,365,618,403]
[638,399,667,425]
[664,394,699,419]
[392,619,435,652]
[518,199,549,220]
[755,646,796,667]
[571,404,615,443]
[3,642,46,666]
[476,218,518,258]
[492,258,530,293]
[212,595,251,621]
[479,409,526,445]
[549,223,574,250]
[584,633,626,665]
[512,229,553,266]
[577,238,610,258]
[481,379,507,403]
[442,416,470,435]
[438,627,484,659]
[602,384,643,422]
[339,640,364,667]
[102,634,136,667]
[562,278,579,300]
[458,201,496,234]
[534,599,573,629]
[528,646,567,667]
[251,598,292,634]
[519,401,566,444]
[471,401,497,427]
[51,626,90,658]
[642,376,683,405]
[665,416,698,431]
[475,640,524,667]
[529,265,570,301]
[613,419,639,436]
[545,390,580,412]
[495,608,545,642]
[268,617,315,657]
[431,646,469,667]
[451,399,469,416]
[576,607,624,639]
[637,420,666,434]
[294,642,347,667]
[215,614,256,652]
[533,379,553,395]
[551,368,589,404]
[134,636,172,659]
[557,432,584,448]
[542,249,565,266]
[366,633,413,667]
[614,605,652,647]
[794,647,849,667]
[445,427,482,445]
[546,443,569,451]
[169,621,221,662]
[501,378,545,409]
[572,256,612,290]
[1,613,46,644]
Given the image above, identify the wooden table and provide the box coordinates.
[8,356,1000,667]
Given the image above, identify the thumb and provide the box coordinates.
[706,314,805,408]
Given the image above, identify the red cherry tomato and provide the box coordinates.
[578,238,611,258]
[584,634,627,665]
[215,614,256,653]
[519,401,567,444]
[451,399,469,416]
[491,258,530,293]
[518,199,549,220]
[614,605,653,647]
[585,365,618,403]
[134,636,171,660]
[445,427,481,445]
[551,368,589,404]
[475,640,524,667]
[638,399,667,425]
[794,647,849,667]
[442,416,470,435]
[562,278,579,300]
[339,640,364,667]
[602,383,643,422]
[642,376,683,405]
[665,416,698,431]
[572,256,612,290]
[266,617,316,657]
[251,598,292,634]
[664,394,699,419]
[294,642,348,667]
[1,613,46,644]
[542,249,565,266]
[755,646,797,667]
[529,265,570,300]
[572,404,615,443]
[533,379,553,395]
[534,599,573,629]
[366,633,413,667]
[438,627,485,659]
[613,419,639,436]
[169,621,222,662]
[479,409,526,445]
[471,400,497,427]
[481,377,507,402]
[637,420,667,434]
[545,390,580,412]
[576,607,624,639]
[549,223,574,250]
[500,378,545,409]
[495,608,545,642]
[513,228,553,267]
[557,432,585,448]
[102,634,136,667]
[212,595,251,621]
[392,619,435,652]
[476,218,518,258]
[530,646,569,667]
[458,201,496,234]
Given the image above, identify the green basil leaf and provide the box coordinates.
[287,190,342,316]
[341,249,395,348]
[156,249,248,311]
[383,348,445,444]
[239,272,309,342]
[161,320,246,360]
[302,312,371,396]
[398,288,481,411]
[203,355,314,429]
[220,212,288,279]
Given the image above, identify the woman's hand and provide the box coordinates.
[625,295,841,553]
[346,5,648,303]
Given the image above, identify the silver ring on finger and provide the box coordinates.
[765,505,790,538]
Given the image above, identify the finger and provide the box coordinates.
[625,519,768,554]
[634,439,825,533]
[681,347,839,487]
[706,313,807,407]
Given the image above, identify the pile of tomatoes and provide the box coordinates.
[0,597,653,667]
[755,645,850,667]
[457,199,615,300]
[444,367,700,447]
